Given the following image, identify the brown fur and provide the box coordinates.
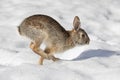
[18,14,90,65]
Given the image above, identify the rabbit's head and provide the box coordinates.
[70,16,90,45]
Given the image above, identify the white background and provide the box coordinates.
[0,0,120,80]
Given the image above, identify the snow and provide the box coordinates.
[0,0,120,80]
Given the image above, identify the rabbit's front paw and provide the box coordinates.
[46,54,54,60]
[47,54,60,61]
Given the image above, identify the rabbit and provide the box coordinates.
[18,14,90,65]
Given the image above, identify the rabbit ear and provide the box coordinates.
[73,16,81,31]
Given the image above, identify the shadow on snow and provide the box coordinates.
[73,49,118,61]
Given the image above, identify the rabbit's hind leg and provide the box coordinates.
[30,40,48,60]
[39,48,50,65]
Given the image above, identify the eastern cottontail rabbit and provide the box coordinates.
[18,14,90,65]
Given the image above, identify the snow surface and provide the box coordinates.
[0,0,120,80]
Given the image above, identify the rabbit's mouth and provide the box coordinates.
[85,40,90,44]
[76,40,89,45]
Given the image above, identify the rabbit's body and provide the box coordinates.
[18,14,90,65]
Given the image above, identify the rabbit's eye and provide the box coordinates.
[82,34,85,38]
